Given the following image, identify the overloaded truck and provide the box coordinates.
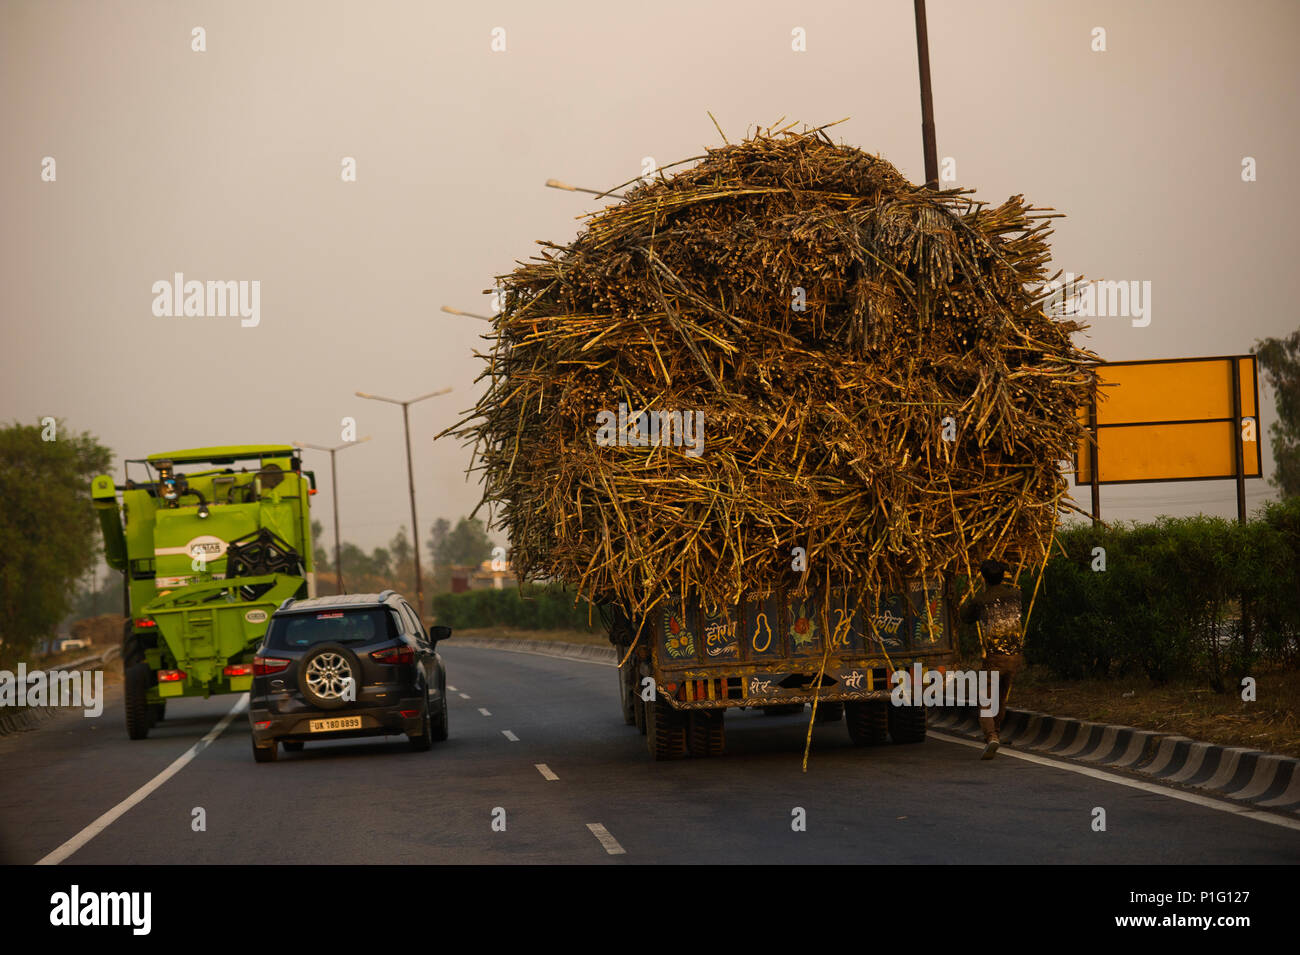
[92,446,317,739]
[608,581,955,760]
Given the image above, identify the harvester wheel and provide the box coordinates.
[646,698,688,760]
[252,738,278,763]
[888,703,928,743]
[688,709,726,757]
[282,741,304,752]
[149,701,166,726]
[814,701,844,723]
[124,662,151,740]
[845,700,889,746]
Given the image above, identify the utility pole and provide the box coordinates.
[914,0,940,188]
[295,437,371,594]
[355,387,452,617]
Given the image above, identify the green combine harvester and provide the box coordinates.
[92,446,317,739]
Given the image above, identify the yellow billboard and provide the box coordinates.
[1076,356,1262,485]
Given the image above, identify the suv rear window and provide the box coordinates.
[265,608,398,649]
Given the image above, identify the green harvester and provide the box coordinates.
[92,446,317,739]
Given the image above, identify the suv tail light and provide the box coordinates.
[254,655,291,675]
[158,669,186,682]
[224,664,254,677]
[370,645,414,665]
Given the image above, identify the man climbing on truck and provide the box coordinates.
[959,559,1025,760]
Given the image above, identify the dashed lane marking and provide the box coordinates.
[502,730,519,741]
[587,823,626,855]
[536,763,558,780]
[37,694,249,865]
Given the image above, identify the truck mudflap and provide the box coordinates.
[144,574,302,690]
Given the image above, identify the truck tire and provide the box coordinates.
[813,701,844,723]
[646,698,688,760]
[688,709,726,757]
[634,691,647,735]
[888,703,928,743]
[618,657,637,726]
[298,643,360,711]
[124,662,151,740]
[845,700,889,746]
[252,737,278,763]
[762,703,804,716]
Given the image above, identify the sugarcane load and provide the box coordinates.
[447,124,1098,758]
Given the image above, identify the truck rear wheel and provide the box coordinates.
[646,698,688,760]
[688,709,725,757]
[124,662,151,740]
[888,703,928,743]
[618,656,637,726]
[813,701,844,723]
[762,703,804,716]
[845,700,889,746]
[634,691,647,735]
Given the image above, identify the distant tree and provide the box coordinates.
[439,516,494,568]
[311,519,330,571]
[427,518,451,569]
[0,421,112,661]
[389,527,413,582]
[1256,330,1300,498]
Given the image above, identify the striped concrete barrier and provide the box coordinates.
[934,703,1300,815]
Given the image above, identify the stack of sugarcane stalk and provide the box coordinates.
[445,124,1097,618]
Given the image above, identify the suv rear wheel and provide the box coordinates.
[252,738,278,763]
[408,696,433,751]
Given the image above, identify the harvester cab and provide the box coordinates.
[92,445,317,739]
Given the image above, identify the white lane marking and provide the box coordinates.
[535,763,558,781]
[459,693,471,699]
[502,730,519,741]
[37,695,249,865]
[587,822,626,855]
[929,730,1300,832]
[478,707,492,717]
[447,685,458,692]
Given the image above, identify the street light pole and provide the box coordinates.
[914,0,940,189]
[354,387,453,618]
[295,437,371,595]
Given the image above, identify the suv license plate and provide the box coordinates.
[309,716,363,733]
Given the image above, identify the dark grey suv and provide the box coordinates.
[248,590,450,762]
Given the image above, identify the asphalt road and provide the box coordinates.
[3,645,1299,864]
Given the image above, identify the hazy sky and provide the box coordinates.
[3,0,1297,556]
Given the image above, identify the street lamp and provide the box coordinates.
[294,437,371,595]
[354,387,453,617]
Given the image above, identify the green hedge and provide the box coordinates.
[1023,498,1300,689]
[431,583,600,631]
